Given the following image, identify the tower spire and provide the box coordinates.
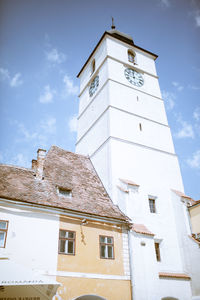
[111,17,116,30]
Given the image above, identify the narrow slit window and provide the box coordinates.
[149,198,156,213]
[155,242,161,261]
[0,220,9,248]
[139,123,142,131]
[100,236,114,259]
[59,230,76,255]
[91,59,95,74]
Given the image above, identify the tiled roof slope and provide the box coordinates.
[0,146,129,222]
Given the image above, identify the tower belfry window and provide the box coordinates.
[91,59,95,75]
[128,50,136,63]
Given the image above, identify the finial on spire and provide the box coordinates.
[111,17,116,30]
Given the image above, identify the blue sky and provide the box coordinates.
[0,0,199,199]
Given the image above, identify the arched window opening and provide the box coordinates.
[75,295,107,300]
[162,298,179,300]
[128,50,136,63]
[91,59,95,75]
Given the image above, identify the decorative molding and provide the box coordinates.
[46,270,130,281]
[159,272,191,280]
[89,136,177,161]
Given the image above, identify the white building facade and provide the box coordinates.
[76,29,200,300]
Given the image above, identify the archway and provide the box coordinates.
[75,295,107,300]
[162,297,179,300]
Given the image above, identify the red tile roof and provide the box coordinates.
[132,224,154,236]
[0,146,129,223]
[159,272,191,280]
[189,200,200,208]
[172,189,192,200]
[172,189,196,204]
[120,178,139,187]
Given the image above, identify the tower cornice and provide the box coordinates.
[77,31,158,78]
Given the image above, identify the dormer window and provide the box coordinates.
[91,59,95,75]
[58,188,72,198]
[128,50,136,64]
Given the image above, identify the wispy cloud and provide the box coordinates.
[39,85,56,103]
[45,48,66,64]
[162,90,175,110]
[10,73,23,87]
[0,68,23,87]
[63,75,79,97]
[68,115,77,132]
[187,150,200,169]
[174,116,194,139]
[40,117,56,134]
[14,116,57,147]
[0,151,30,168]
[194,10,200,27]
[172,81,184,91]
[0,68,10,80]
[193,107,200,122]
[158,0,170,7]
[188,84,200,90]
[9,153,30,168]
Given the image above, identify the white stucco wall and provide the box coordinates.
[0,201,59,276]
[76,31,195,300]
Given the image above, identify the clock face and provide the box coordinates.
[89,75,99,97]
[124,68,144,87]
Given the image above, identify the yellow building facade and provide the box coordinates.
[56,216,132,300]
[189,201,200,234]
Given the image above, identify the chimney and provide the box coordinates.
[31,159,37,172]
[36,149,46,179]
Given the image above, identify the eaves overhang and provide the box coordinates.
[77,31,158,78]
[0,197,131,226]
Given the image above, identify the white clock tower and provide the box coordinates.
[76,27,194,300]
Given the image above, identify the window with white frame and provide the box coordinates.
[59,230,75,255]
[149,198,156,213]
[99,235,114,259]
[0,220,8,248]
[154,242,161,261]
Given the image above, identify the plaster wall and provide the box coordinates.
[79,39,107,93]
[189,205,200,233]
[76,110,109,157]
[0,202,59,275]
[107,57,161,98]
[106,36,157,76]
[158,278,192,300]
[56,276,131,300]
[57,217,127,275]
[109,138,183,195]
[130,233,159,300]
[78,59,108,116]
[109,107,175,153]
[171,193,200,296]
[77,81,109,141]
[109,80,168,125]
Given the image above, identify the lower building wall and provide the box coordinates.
[55,276,132,300]
[159,278,192,300]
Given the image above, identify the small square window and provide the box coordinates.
[0,220,9,248]
[154,242,161,261]
[149,198,156,213]
[58,188,72,198]
[59,230,75,255]
[100,235,114,259]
